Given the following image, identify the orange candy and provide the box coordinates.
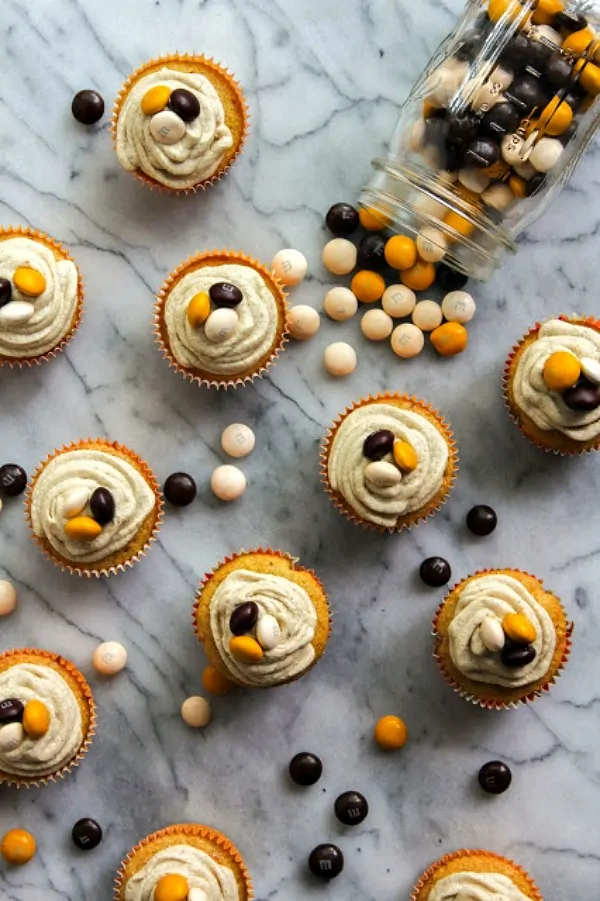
[1,829,36,865]
[154,873,189,901]
[430,322,468,357]
[508,175,527,199]
[488,0,528,26]
[574,59,600,97]
[539,98,573,137]
[374,715,408,750]
[384,235,418,270]
[562,28,595,56]
[543,351,581,392]
[444,210,476,238]
[359,206,388,231]
[351,270,386,303]
[22,700,51,739]
[400,260,436,292]
[229,635,264,664]
[202,665,234,696]
[532,0,563,25]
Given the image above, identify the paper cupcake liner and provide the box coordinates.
[503,314,600,456]
[410,849,543,901]
[0,226,84,369]
[193,548,332,689]
[0,648,96,789]
[320,392,459,534]
[432,568,574,711]
[24,438,164,578]
[111,53,249,195]
[154,249,289,390]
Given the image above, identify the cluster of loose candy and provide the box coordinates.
[480,611,538,668]
[62,486,115,542]
[0,269,47,327]
[363,428,420,486]
[228,600,281,664]
[0,463,27,515]
[0,697,51,754]
[419,505,498,587]
[542,350,600,410]
[186,282,245,345]
[1,818,103,866]
[140,84,201,145]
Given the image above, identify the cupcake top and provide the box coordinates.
[427,871,531,901]
[0,663,83,778]
[115,66,234,190]
[513,318,600,442]
[124,844,239,901]
[0,235,79,359]
[327,401,449,529]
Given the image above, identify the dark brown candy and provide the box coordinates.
[0,278,12,308]
[164,472,197,507]
[229,601,259,636]
[71,90,105,125]
[308,844,344,880]
[420,557,452,588]
[326,203,360,237]
[563,380,600,412]
[505,76,547,114]
[363,430,395,461]
[478,760,512,794]
[555,10,588,32]
[0,464,27,498]
[501,641,536,668]
[466,505,497,536]
[334,791,369,825]
[447,114,479,146]
[90,487,115,525]
[0,699,24,725]
[464,137,500,168]
[525,173,546,197]
[545,55,573,89]
[289,752,323,786]
[169,88,200,122]
[71,818,103,851]
[209,282,243,308]
[357,234,386,271]
[480,102,520,138]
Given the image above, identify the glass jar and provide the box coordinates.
[359,0,600,279]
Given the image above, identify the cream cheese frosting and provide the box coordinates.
[513,319,600,441]
[210,569,317,687]
[30,448,156,564]
[0,663,83,777]
[115,67,233,189]
[327,402,449,528]
[124,844,239,901]
[428,871,531,901]
[0,237,78,359]
[164,263,280,376]
[448,574,556,688]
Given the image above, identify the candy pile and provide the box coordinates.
[543,350,600,410]
[419,504,498,587]
[229,600,280,664]
[363,428,419,489]
[1,817,104,865]
[186,282,244,345]
[140,84,201,146]
[62,486,115,542]
[481,611,538,667]
[0,698,51,753]
[0,268,47,327]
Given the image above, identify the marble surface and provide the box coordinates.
[1,0,599,899]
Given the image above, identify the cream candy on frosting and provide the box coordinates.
[0,663,83,777]
[448,573,556,688]
[428,871,531,901]
[210,569,317,687]
[513,319,600,441]
[115,67,233,189]
[327,402,449,529]
[124,844,239,901]
[0,237,78,358]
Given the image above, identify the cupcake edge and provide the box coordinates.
[410,849,543,901]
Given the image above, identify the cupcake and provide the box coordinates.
[155,250,288,389]
[433,569,573,710]
[194,550,330,689]
[504,316,600,454]
[0,227,83,367]
[112,54,248,192]
[411,849,542,901]
[0,649,96,788]
[321,393,457,532]
[114,823,253,901]
[26,439,163,577]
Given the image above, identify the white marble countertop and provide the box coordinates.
[1,1,599,899]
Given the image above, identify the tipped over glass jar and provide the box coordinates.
[359,0,600,279]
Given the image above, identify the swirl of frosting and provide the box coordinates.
[210,569,317,687]
[429,872,531,901]
[30,449,156,564]
[115,67,233,189]
[513,319,600,441]
[164,263,279,376]
[124,844,239,901]
[327,403,449,528]
[448,573,556,688]
[0,237,78,358]
[0,663,83,777]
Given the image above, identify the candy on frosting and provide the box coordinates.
[428,871,531,901]
[115,67,233,189]
[124,844,239,901]
[0,237,78,358]
[209,569,316,687]
[328,403,448,528]
[0,664,82,777]
[513,319,600,441]
[448,574,556,688]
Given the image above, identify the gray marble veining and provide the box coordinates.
[1,0,599,899]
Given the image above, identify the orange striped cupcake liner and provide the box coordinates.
[410,849,543,901]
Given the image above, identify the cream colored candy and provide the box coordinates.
[514,161,536,180]
[502,132,531,166]
[426,58,469,107]
[0,722,24,753]
[391,323,425,358]
[188,890,209,901]
[271,249,308,286]
[256,614,281,650]
[530,137,563,173]
[413,193,448,219]
[204,308,238,343]
[0,301,35,326]
[532,23,562,47]
[416,227,447,263]
[149,110,186,144]
[481,617,505,652]
[365,461,402,488]
[324,342,357,376]
[482,183,515,212]
[61,487,90,519]
[324,287,358,321]
[211,465,246,501]
[581,357,600,385]
[0,580,17,616]
[92,641,128,675]
[441,290,476,324]
[382,285,416,318]
[361,309,393,341]
[458,168,490,194]
[221,423,255,458]
[286,305,320,340]
[181,696,212,728]
[412,300,443,332]
[322,239,357,276]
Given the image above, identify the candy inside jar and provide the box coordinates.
[360,0,600,279]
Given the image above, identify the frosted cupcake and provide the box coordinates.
[411,849,542,901]
[0,649,96,788]
[0,227,83,367]
[155,251,288,388]
[26,439,163,577]
[112,54,248,192]
[433,569,572,709]
[321,393,457,532]
[194,550,330,689]
[504,316,600,454]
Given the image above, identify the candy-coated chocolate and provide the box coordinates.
[204,308,238,343]
[506,75,548,113]
[0,699,24,725]
[229,635,264,664]
[525,173,546,195]
[545,54,573,89]
[256,614,281,650]
[90,487,115,525]
[22,700,50,739]
[509,174,527,197]
[326,202,360,237]
[532,0,563,26]
[141,84,171,115]
[0,301,35,325]
[501,642,536,668]
[180,696,212,728]
[351,270,385,303]
[324,287,358,321]
[357,233,387,271]
[466,504,497,535]
[374,715,408,750]
[164,472,197,506]
[543,350,581,391]
[419,556,451,587]
[480,617,506,652]
[488,0,527,25]
[501,132,530,166]
[416,227,447,263]
[1,829,36,865]
[289,751,323,785]
[464,137,501,168]
[322,238,357,276]
[334,791,369,825]
[359,206,388,230]
[412,300,443,332]
[210,465,246,501]
[478,760,512,794]
[384,235,417,270]
[323,342,357,376]
[71,89,105,124]
[391,323,425,358]
[92,641,128,675]
[580,357,600,385]
[0,464,27,497]
[562,27,594,55]
[481,101,521,140]
[441,290,476,323]
[364,461,403,488]
[72,818,103,851]
[575,59,600,96]
[436,264,468,292]
[64,516,102,542]
[531,23,562,47]
[168,88,200,122]
[458,168,490,195]
[400,260,436,291]
[539,97,573,136]
[482,183,515,212]
[150,109,186,144]
[61,487,89,519]
[221,423,256,458]
[271,249,308,285]
[430,321,468,356]
[0,722,25,753]
[382,285,416,318]
[503,613,537,644]
[286,305,320,339]
[154,873,190,901]
[202,665,234,696]
[444,210,476,238]
[186,292,211,328]
[363,429,395,461]
[0,277,11,307]
[393,441,418,472]
[555,10,588,32]
[209,282,243,308]
[0,580,17,616]
[563,380,600,411]
[308,844,344,880]
[13,266,46,297]
[229,601,259,636]
[361,309,393,341]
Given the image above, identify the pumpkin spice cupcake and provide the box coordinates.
[0,227,83,367]
[411,849,542,901]
[321,392,457,532]
[26,439,163,577]
[112,53,248,192]
[194,550,330,689]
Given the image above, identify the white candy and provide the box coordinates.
[408,118,426,152]
[211,465,246,501]
[413,193,448,220]
[361,309,393,342]
[271,249,308,286]
[391,323,425,358]
[501,133,531,166]
[92,641,127,675]
[0,301,35,325]
[441,290,476,324]
[324,287,358,321]
[286,305,320,340]
[364,461,402,488]
[323,342,357,376]
[426,59,469,107]
[150,110,186,144]
[221,423,255,458]
[416,227,447,263]
[181,696,212,728]
[61,487,89,519]
[204,308,239,343]
[529,137,563,173]
[0,722,24,753]
[412,300,443,332]
[532,24,562,48]
[482,183,515,212]
[514,161,536,180]
[470,76,505,113]
[256,614,281,650]
[322,239,357,276]
[458,168,490,195]
[382,285,416,318]
[581,357,600,385]
[189,889,208,901]
[480,617,505,653]
[0,580,17,616]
